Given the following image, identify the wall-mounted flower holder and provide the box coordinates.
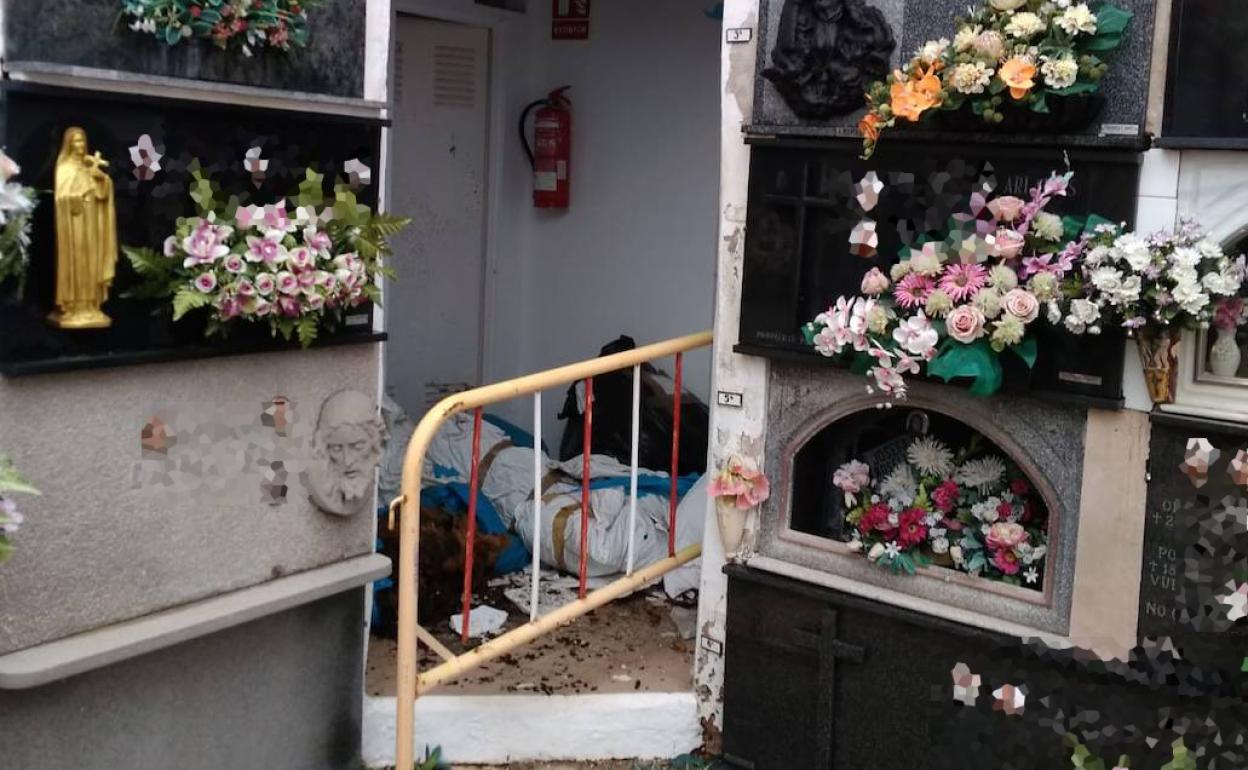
[0,81,387,377]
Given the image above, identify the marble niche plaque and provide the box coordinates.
[750,0,1157,140]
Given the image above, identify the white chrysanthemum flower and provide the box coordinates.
[1116,275,1142,304]
[1040,55,1078,89]
[1197,238,1224,260]
[956,456,1007,494]
[907,436,954,477]
[1031,212,1064,242]
[970,496,1002,523]
[989,265,1018,291]
[1173,281,1210,315]
[917,37,950,64]
[950,61,994,95]
[1064,298,1102,334]
[1171,265,1199,289]
[1114,234,1152,271]
[1085,245,1112,267]
[954,24,982,52]
[880,463,918,506]
[974,288,1004,319]
[1170,246,1202,269]
[932,536,950,555]
[1056,3,1098,35]
[1005,12,1046,39]
[1029,272,1059,302]
[1090,266,1125,295]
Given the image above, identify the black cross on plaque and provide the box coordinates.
[792,608,866,768]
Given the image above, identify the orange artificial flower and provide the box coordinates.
[859,112,883,143]
[999,57,1037,100]
[889,65,943,122]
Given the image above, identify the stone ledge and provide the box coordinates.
[0,553,390,690]
[3,61,388,121]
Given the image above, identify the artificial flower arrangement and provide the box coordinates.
[803,171,1094,400]
[1056,219,1246,402]
[0,149,38,296]
[0,456,39,566]
[124,166,409,348]
[834,435,1048,586]
[859,0,1132,158]
[708,454,772,556]
[121,0,319,56]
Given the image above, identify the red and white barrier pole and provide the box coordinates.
[460,408,484,643]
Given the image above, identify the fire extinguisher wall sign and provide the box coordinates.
[552,0,590,40]
[520,87,572,209]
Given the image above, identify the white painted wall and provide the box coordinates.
[691,0,769,742]
[484,0,722,441]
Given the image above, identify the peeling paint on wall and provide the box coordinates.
[694,0,770,734]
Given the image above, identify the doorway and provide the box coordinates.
[385,16,491,413]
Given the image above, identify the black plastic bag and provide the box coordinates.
[557,335,709,476]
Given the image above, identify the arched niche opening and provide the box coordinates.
[788,405,1056,592]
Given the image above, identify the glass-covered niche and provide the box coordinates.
[1196,231,1248,382]
[790,406,1052,591]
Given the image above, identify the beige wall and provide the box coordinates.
[1068,409,1151,660]
[0,344,380,654]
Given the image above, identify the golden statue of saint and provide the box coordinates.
[48,127,118,330]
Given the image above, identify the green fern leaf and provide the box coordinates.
[123,245,169,276]
[172,288,212,321]
[295,316,319,349]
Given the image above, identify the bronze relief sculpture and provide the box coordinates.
[763,0,896,120]
[49,127,118,329]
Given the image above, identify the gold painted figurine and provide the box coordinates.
[49,127,118,330]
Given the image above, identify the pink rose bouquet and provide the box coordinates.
[125,167,409,347]
[805,171,1098,399]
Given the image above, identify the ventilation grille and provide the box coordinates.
[433,45,478,109]
[393,39,406,106]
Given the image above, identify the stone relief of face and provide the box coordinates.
[303,389,385,517]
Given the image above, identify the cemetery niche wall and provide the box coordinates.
[4,0,367,98]
[0,26,390,768]
[0,83,384,376]
[707,1,1245,768]
[735,138,1140,403]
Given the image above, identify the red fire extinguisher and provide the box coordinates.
[520,86,572,209]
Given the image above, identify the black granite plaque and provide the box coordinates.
[723,565,1248,770]
[5,0,366,99]
[1139,414,1248,678]
[735,136,1136,403]
[0,83,383,376]
[751,0,1157,141]
[1161,0,1248,145]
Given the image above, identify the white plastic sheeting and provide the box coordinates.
[403,411,704,595]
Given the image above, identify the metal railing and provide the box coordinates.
[390,330,713,769]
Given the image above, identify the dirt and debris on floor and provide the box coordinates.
[366,568,697,697]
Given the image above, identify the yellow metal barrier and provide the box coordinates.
[392,330,713,769]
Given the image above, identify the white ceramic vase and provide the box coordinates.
[1210,327,1242,377]
[716,498,748,557]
